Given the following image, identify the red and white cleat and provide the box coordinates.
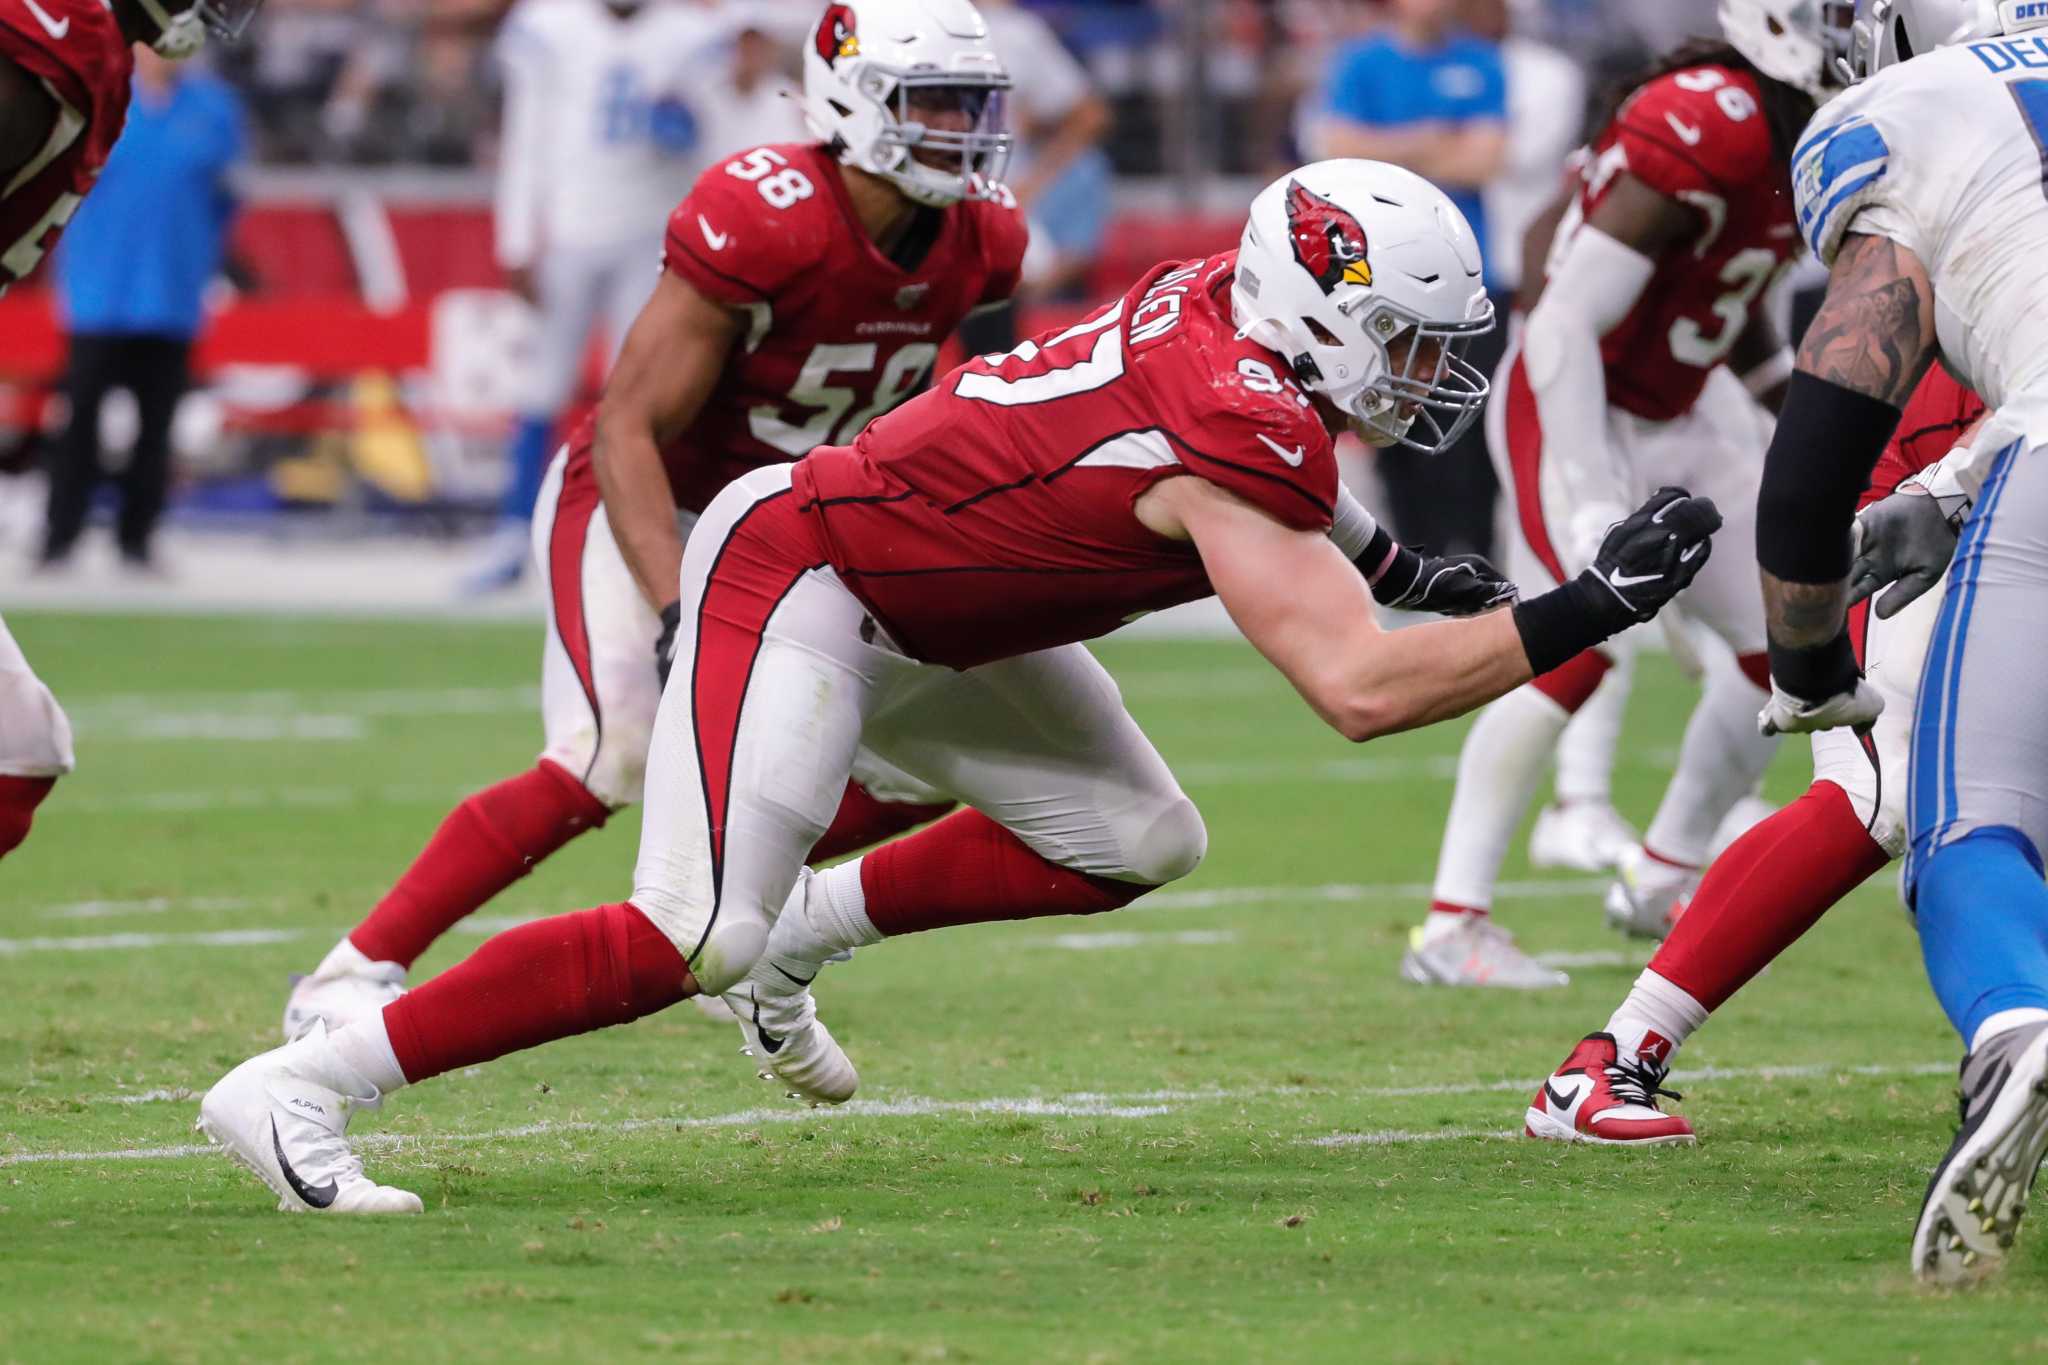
[1524,1033,1696,1146]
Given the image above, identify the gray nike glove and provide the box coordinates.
[1847,487,1963,620]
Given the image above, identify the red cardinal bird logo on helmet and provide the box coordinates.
[816,4,860,66]
[1285,180,1373,295]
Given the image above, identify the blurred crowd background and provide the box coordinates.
[0,0,1735,595]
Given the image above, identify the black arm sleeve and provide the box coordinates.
[1754,370,1903,584]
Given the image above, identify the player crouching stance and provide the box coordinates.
[198,161,1719,1214]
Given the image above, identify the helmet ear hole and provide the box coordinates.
[1303,317,1343,347]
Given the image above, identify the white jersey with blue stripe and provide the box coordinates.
[1793,36,2048,413]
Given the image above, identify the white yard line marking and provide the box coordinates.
[58,783,481,815]
[1305,1127,1517,1147]
[40,896,270,921]
[12,877,1620,945]
[64,685,539,720]
[10,1062,1956,1166]
[75,714,369,743]
[0,928,305,955]
[1026,929,1240,951]
[1535,950,1647,970]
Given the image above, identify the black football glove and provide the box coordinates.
[1578,486,1722,626]
[654,601,682,688]
[1372,547,1519,617]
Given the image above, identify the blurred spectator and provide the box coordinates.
[1472,0,1584,296]
[980,0,1112,300]
[40,50,247,573]
[1310,0,1506,559]
[464,0,772,592]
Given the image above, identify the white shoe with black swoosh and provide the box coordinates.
[724,964,858,1107]
[1912,1021,2048,1286]
[195,1024,422,1215]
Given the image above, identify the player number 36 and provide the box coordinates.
[725,147,815,210]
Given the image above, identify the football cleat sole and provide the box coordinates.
[1912,1030,2048,1286]
[1522,1104,1697,1147]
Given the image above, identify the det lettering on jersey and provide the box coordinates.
[1971,34,2048,71]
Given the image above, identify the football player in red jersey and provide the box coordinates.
[1411,0,1847,989]
[281,0,1029,1041]
[0,0,258,861]
[198,159,1722,1214]
[1529,366,1988,1144]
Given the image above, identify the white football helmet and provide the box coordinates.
[1827,0,2013,82]
[1720,0,1849,96]
[1231,161,1493,457]
[801,0,1012,208]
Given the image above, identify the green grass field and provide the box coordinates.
[4,611,2044,1363]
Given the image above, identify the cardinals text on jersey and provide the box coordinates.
[790,251,1338,668]
[0,0,132,288]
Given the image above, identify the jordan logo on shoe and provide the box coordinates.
[1639,1032,1674,1066]
[270,1117,338,1209]
[750,996,787,1056]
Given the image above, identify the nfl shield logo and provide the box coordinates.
[894,282,931,311]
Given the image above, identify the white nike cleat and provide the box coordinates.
[723,964,858,1107]
[282,939,406,1041]
[196,1024,422,1215]
[1529,801,1639,873]
[1603,844,1698,941]
[1912,1021,2048,1286]
[1398,918,1567,989]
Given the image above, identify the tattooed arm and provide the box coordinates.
[1759,232,1937,652]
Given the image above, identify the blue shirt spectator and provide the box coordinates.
[58,61,246,339]
[1316,1,1507,287]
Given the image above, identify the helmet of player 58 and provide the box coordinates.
[1231,160,1493,457]
[801,0,1012,208]
[1720,0,1851,96]
[131,0,264,58]
[1827,0,2013,82]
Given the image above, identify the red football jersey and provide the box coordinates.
[1562,64,1800,421]
[1863,367,1985,512]
[790,252,1339,669]
[561,141,1026,515]
[0,0,131,291]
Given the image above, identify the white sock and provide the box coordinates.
[1604,968,1709,1066]
[321,935,396,980]
[1970,1007,2048,1053]
[318,1014,408,1096]
[1555,659,1629,807]
[1643,651,1778,866]
[1431,683,1571,912]
[762,862,882,968]
[1421,904,1488,947]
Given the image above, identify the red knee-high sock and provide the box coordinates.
[349,761,610,968]
[809,781,955,863]
[0,775,56,858]
[1648,781,1890,1011]
[858,808,1149,937]
[382,901,690,1083]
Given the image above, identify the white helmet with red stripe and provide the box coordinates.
[801,0,1013,208]
[1231,160,1493,456]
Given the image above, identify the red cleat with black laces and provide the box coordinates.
[1524,1033,1697,1146]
